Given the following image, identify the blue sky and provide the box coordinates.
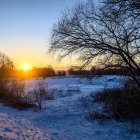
[0,0,87,69]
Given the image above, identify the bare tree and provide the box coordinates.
[103,0,140,18]
[50,1,140,86]
[0,52,14,70]
[0,52,14,97]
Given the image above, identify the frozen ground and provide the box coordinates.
[0,113,49,140]
[0,75,140,140]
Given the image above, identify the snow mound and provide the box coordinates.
[0,113,50,140]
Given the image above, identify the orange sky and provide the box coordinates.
[1,37,80,70]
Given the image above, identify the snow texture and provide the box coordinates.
[0,75,140,140]
[0,113,49,140]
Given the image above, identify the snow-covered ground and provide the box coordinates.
[0,75,140,140]
[0,113,49,140]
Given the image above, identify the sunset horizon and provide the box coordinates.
[0,0,85,70]
[0,0,139,139]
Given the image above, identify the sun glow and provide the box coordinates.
[23,64,29,71]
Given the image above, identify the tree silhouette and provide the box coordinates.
[0,52,14,78]
[50,0,140,86]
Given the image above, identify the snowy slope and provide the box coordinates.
[0,113,49,140]
[0,75,140,140]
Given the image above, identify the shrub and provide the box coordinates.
[92,87,140,119]
[0,78,51,110]
[29,81,50,109]
[0,78,9,99]
[0,78,36,109]
[4,79,36,109]
[56,70,66,76]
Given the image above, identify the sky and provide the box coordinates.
[0,0,86,70]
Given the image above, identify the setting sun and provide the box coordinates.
[23,64,29,71]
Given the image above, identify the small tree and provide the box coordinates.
[0,52,14,98]
[32,81,46,109]
[0,52,14,78]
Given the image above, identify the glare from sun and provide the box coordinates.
[23,64,29,71]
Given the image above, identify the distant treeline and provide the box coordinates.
[0,51,132,78]
[0,66,66,78]
[0,66,131,78]
[30,66,66,78]
[68,66,129,76]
